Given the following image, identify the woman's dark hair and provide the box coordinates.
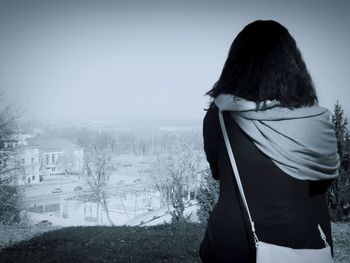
[205,20,318,109]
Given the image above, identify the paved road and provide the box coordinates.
[24,181,157,214]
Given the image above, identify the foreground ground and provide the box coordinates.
[0,221,349,262]
[0,222,205,263]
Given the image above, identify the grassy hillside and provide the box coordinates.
[0,221,349,263]
[0,222,206,263]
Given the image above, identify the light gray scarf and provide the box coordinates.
[214,94,340,181]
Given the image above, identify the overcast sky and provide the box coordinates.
[0,0,349,124]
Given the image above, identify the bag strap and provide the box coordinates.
[218,110,259,248]
[218,109,330,249]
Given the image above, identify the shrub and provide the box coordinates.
[0,179,24,224]
[196,169,219,224]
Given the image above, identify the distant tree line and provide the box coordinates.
[112,128,203,156]
[43,126,203,157]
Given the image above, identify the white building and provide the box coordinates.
[0,137,41,185]
[16,146,41,184]
[27,137,84,177]
[1,134,84,184]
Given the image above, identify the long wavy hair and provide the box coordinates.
[205,20,318,110]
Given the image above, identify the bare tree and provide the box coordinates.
[55,149,84,176]
[80,131,117,226]
[177,149,202,202]
[0,90,25,223]
[0,90,24,179]
[327,100,350,221]
[196,168,219,224]
[151,147,202,222]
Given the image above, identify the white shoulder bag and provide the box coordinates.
[218,110,334,263]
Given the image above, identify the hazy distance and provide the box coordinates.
[0,0,349,124]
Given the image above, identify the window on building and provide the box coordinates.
[31,157,34,165]
[52,153,55,164]
[28,177,31,183]
[21,158,25,165]
[32,175,35,180]
[46,154,49,165]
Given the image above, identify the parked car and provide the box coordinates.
[74,186,83,191]
[36,220,52,226]
[52,187,63,193]
[133,178,142,183]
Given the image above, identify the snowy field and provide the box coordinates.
[24,153,204,227]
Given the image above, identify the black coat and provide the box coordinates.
[199,106,334,263]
